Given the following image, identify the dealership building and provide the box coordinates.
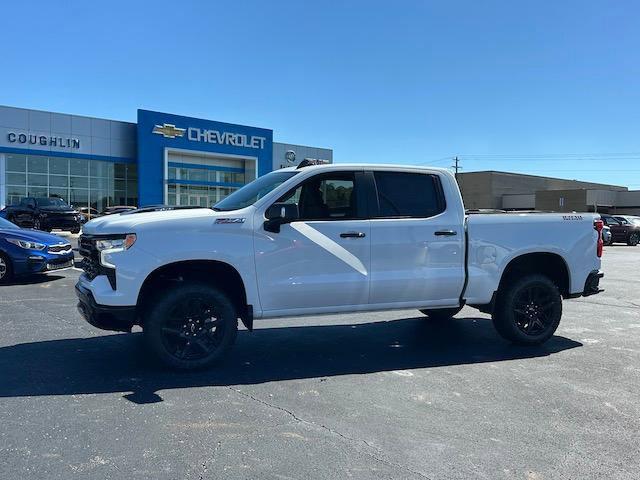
[0,105,332,210]
[458,171,640,215]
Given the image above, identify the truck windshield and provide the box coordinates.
[213,171,299,211]
[35,197,68,207]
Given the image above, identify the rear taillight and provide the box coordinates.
[594,219,604,258]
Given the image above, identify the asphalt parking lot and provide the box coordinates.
[0,238,638,480]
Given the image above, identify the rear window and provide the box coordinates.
[372,172,445,218]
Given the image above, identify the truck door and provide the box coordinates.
[367,171,465,308]
[254,171,371,314]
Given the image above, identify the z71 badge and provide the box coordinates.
[215,218,246,224]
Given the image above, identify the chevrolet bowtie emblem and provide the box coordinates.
[152,123,186,139]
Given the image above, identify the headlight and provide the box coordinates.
[96,234,136,268]
[7,238,46,250]
[95,234,137,252]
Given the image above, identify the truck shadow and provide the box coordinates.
[0,317,581,404]
[2,274,66,286]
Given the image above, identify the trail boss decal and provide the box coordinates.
[562,215,583,220]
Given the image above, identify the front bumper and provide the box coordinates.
[12,251,75,276]
[75,282,137,332]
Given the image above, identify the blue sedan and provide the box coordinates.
[0,217,75,284]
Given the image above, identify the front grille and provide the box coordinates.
[79,235,100,280]
[79,234,116,289]
[47,244,72,254]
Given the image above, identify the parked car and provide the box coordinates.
[78,207,101,224]
[101,206,137,216]
[76,163,604,370]
[600,214,640,246]
[602,225,612,246]
[0,217,74,284]
[1,197,82,233]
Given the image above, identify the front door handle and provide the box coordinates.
[340,231,366,238]
[434,230,457,236]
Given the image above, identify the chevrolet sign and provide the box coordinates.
[152,124,186,139]
[152,123,265,150]
[188,127,266,150]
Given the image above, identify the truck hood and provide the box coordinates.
[82,207,253,235]
[0,228,71,246]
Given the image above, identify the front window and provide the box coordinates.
[277,172,358,220]
[214,171,298,211]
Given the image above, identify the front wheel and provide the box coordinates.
[419,306,463,321]
[0,253,13,284]
[492,274,562,345]
[628,232,639,246]
[143,283,238,370]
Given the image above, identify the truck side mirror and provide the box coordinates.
[264,203,299,233]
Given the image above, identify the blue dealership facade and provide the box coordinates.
[0,105,332,210]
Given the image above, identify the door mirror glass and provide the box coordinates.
[264,203,299,233]
[266,202,299,221]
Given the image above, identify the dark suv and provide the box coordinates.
[600,214,640,246]
[1,197,82,233]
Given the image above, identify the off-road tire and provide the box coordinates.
[143,283,238,370]
[492,274,562,345]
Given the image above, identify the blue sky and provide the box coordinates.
[2,1,639,187]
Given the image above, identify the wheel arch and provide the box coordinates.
[136,259,250,328]
[498,252,571,298]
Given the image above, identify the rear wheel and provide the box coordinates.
[0,253,13,284]
[492,274,562,345]
[419,306,462,321]
[143,283,238,370]
[628,232,639,246]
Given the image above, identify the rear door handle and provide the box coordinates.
[340,231,366,238]
[434,230,457,236]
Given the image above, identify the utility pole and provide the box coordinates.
[452,156,461,182]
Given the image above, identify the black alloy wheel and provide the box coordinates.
[144,283,238,369]
[628,232,639,246]
[512,284,560,336]
[492,274,562,345]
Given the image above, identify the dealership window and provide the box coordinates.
[3,153,138,210]
[165,163,243,206]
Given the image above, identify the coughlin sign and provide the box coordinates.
[6,132,80,148]
[152,123,266,150]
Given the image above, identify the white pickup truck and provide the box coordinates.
[76,163,605,369]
